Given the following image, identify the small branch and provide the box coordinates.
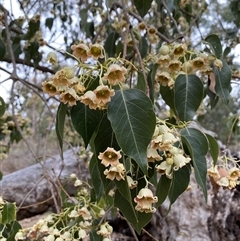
[2,57,56,74]
[142,228,160,241]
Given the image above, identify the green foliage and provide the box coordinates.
[0,96,6,118]
[204,34,222,58]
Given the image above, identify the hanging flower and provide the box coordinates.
[71,43,90,62]
[79,90,98,109]
[78,229,87,239]
[168,60,182,72]
[46,52,58,65]
[155,71,173,86]
[42,81,58,96]
[134,188,158,213]
[103,64,127,85]
[103,163,126,181]
[229,167,240,181]
[191,57,205,69]
[126,176,138,189]
[88,43,104,60]
[60,88,79,106]
[156,157,173,179]
[94,85,115,105]
[78,207,92,220]
[147,146,162,162]
[98,147,122,167]
[156,55,171,66]
[172,43,187,57]
[97,223,113,237]
[172,153,191,170]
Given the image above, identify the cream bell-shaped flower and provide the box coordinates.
[78,206,92,220]
[79,90,98,109]
[147,146,163,162]
[229,167,240,181]
[103,64,127,86]
[103,163,126,181]
[156,157,173,179]
[126,176,138,189]
[172,153,191,170]
[134,188,158,213]
[94,85,115,105]
[42,81,58,96]
[46,52,58,65]
[88,43,104,60]
[98,147,122,167]
[97,223,113,237]
[155,71,173,86]
[60,88,79,106]
[71,43,90,62]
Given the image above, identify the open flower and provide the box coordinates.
[156,157,173,179]
[94,85,115,106]
[126,176,138,189]
[147,146,162,162]
[88,43,104,59]
[191,57,205,69]
[156,55,171,66]
[60,88,79,106]
[168,60,182,72]
[103,64,127,85]
[98,147,122,167]
[172,153,191,170]
[71,43,90,62]
[97,223,113,237]
[103,163,126,181]
[78,207,92,220]
[46,52,58,65]
[172,43,187,57]
[134,188,158,213]
[79,90,97,109]
[155,71,173,86]
[42,81,58,96]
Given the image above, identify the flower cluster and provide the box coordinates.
[98,147,125,181]
[147,123,191,179]
[42,43,128,108]
[155,43,222,89]
[208,157,240,189]
[134,188,158,213]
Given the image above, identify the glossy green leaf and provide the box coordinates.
[206,84,219,109]
[139,37,148,58]
[206,134,219,166]
[45,18,54,30]
[160,85,175,111]
[71,102,102,147]
[134,0,153,17]
[0,38,6,60]
[104,32,119,57]
[204,34,222,58]
[168,164,191,205]
[156,175,171,207]
[114,178,132,206]
[1,220,21,241]
[2,202,16,224]
[89,230,102,241]
[174,74,204,121]
[107,89,156,174]
[89,154,104,201]
[181,128,208,201]
[56,103,67,159]
[136,71,146,92]
[147,63,158,102]
[213,59,231,104]
[114,189,152,234]
[0,96,6,117]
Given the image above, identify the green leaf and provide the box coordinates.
[0,96,6,117]
[107,89,156,174]
[204,34,222,58]
[89,230,102,241]
[0,38,6,60]
[147,63,158,102]
[45,18,54,30]
[104,32,120,57]
[56,103,67,159]
[213,59,231,104]
[0,171,2,180]
[24,19,40,40]
[168,164,191,205]
[114,189,152,234]
[2,202,16,224]
[136,71,146,92]
[160,85,175,111]
[114,178,133,206]
[206,134,219,166]
[174,74,204,121]
[71,102,102,147]
[181,128,208,201]
[134,0,153,17]
[139,37,148,58]
[156,175,171,207]
[89,154,104,201]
